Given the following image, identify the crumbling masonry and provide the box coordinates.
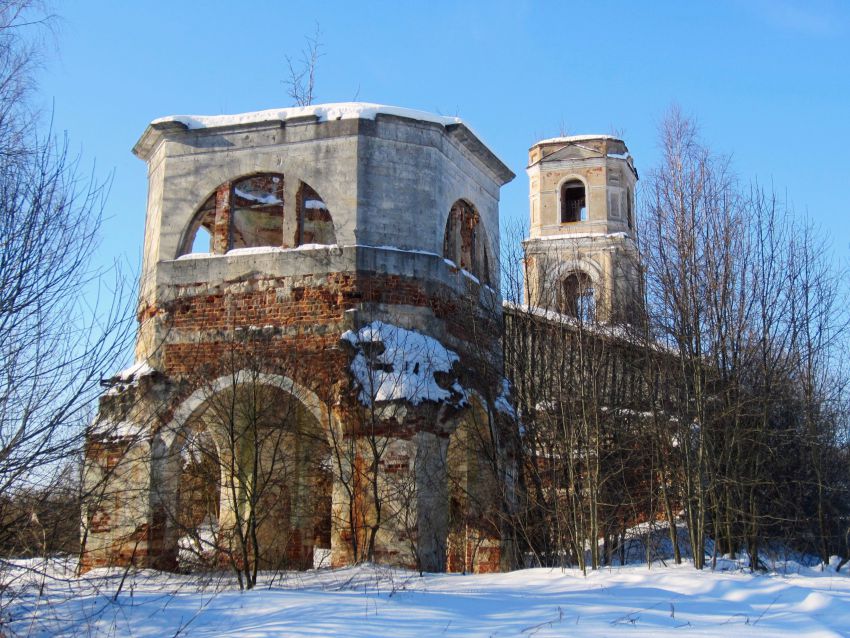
[81,104,518,574]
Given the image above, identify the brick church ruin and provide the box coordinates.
[81,103,638,574]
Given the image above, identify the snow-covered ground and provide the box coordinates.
[2,558,849,637]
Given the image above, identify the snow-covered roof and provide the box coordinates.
[534,134,622,145]
[503,301,676,353]
[529,134,635,175]
[151,102,465,131]
[136,102,514,183]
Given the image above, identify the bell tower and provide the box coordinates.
[523,135,640,324]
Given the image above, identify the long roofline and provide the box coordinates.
[132,102,515,184]
[532,134,624,147]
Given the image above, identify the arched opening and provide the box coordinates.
[295,181,336,246]
[446,398,500,573]
[170,380,332,572]
[178,174,336,257]
[443,199,490,285]
[560,271,595,323]
[180,192,217,256]
[560,180,586,223]
[190,226,213,254]
[230,174,285,250]
[627,188,633,230]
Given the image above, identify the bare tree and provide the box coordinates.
[157,328,332,590]
[640,106,850,571]
[335,312,463,570]
[0,0,130,561]
[284,22,323,107]
[502,221,651,572]
[502,110,850,574]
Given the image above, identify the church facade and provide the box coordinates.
[81,103,638,575]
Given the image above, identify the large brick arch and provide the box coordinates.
[151,372,335,570]
[157,372,331,454]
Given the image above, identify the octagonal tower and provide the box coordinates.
[81,104,516,575]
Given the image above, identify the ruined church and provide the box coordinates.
[82,103,638,574]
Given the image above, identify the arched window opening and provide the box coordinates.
[178,174,337,257]
[560,180,586,223]
[190,226,213,254]
[231,174,285,249]
[443,199,490,285]
[627,188,633,229]
[561,272,595,323]
[295,182,336,246]
[181,193,217,256]
[178,173,288,257]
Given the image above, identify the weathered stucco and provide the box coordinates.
[82,104,516,575]
[524,136,641,323]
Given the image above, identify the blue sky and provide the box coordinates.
[38,0,850,274]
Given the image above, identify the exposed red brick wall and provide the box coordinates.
[142,270,500,411]
[85,267,508,575]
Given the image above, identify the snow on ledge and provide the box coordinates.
[225,246,286,257]
[174,252,213,260]
[173,244,448,268]
[342,321,466,407]
[529,231,630,242]
[90,419,145,440]
[173,244,445,262]
[170,244,495,290]
[113,360,155,382]
[153,102,464,132]
[103,360,157,396]
[535,134,622,145]
[367,244,440,258]
[176,244,342,260]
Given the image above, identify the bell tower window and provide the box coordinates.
[561,180,586,223]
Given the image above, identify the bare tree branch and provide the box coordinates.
[283,22,323,107]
